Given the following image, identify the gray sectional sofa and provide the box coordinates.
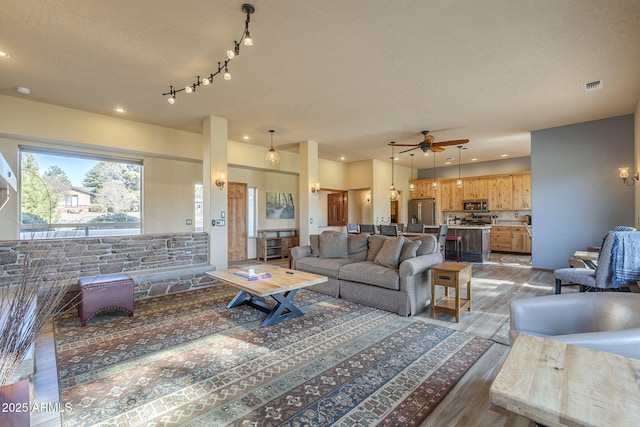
[291,231,443,316]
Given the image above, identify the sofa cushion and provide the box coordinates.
[374,236,404,268]
[295,257,359,280]
[319,231,348,259]
[310,234,320,257]
[366,235,389,261]
[347,233,369,260]
[410,234,438,255]
[399,237,422,264]
[339,261,400,291]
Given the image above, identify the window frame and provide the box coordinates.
[19,146,143,239]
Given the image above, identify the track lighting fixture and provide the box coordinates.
[163,3,254,103]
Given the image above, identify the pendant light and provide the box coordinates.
[456,146,464,188]
[265,129,280,165]
[389,142,400,201]
[409,153,415,191]
[431,152,437,189]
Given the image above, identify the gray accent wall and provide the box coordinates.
[531,114,635,270]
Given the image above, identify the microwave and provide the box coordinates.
[463,200,488,211]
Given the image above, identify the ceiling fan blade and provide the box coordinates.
[389,143,420,147]
[399,146,420,153]
[429,146,446,152]
[432,139,469,147]
[425,134,435,143]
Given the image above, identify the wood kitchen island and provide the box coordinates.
[425,225,491,263]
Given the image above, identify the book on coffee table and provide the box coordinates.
[233,269,272,281]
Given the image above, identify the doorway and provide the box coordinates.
[228,182,247,261]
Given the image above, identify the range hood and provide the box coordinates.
[0,153,17,211]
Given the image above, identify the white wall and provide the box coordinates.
[635,98,640,228]
[0,103,203,239]
[531,114,635,270]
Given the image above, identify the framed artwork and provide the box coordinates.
[266,192,295,219]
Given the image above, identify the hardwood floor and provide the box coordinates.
[417,258,556,427]
[30,255,604,426]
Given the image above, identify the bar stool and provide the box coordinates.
[445,235,463,262]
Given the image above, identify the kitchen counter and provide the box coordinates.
[424,226,491,263]
[444,225,492,229]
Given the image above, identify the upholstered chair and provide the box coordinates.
[510,292,640,359]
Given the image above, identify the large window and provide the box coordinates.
[20,147,142,239]
[248,187,257,237]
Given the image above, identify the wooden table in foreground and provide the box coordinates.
[490,334,640,427]
[206,265,327,327]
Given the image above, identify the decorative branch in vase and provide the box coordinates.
[0,239,79,388]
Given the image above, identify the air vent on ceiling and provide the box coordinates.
[584,79,603,93]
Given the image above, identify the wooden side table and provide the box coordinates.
[430,262,472,322]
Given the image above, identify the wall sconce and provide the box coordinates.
[619,167,639,186]
[215,174,226,191]
[311,183,320,195]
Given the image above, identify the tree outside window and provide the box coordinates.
[20,149,142,238]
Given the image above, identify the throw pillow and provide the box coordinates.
[411,234,438,256]
[399,237,422,264]
[374,236,404,269]
[309,234,320,257]
[348,233,369,260]
[366,235,388,261]
[319,231,348,259]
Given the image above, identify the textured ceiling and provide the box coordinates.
[0,0,639,168]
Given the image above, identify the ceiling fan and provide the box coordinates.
[390,130,469,153]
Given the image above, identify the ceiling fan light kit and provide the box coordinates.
[162,3,255,103]
[391,130,469,154]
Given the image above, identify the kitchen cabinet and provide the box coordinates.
[511,226,532,253]
[257,229,299,261]
[490,226,512,251]
[512,172,532,210]
[410,179,438,199]
[487,176,512,210]
[440,179,463,211]
[491,225,531,253]
[463,177,488,200]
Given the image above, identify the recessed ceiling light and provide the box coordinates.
[500,154,509,157]
[340,156,346,161]
[444,161,451,165]
[16,86,30,95]
[471,158,478,161]
[0,50,11,59]
[243,135,249,140]
[113,107,126,113]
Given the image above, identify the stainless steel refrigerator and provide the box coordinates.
[407,198,436,226]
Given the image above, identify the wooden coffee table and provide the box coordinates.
[206,265,327,327]
[490,334,640,427]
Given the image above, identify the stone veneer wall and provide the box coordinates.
[0,232,216,300]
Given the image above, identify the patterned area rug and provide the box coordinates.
[54,286,492,426]
[490,319,511,346]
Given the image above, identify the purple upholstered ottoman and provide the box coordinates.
[78,273,134,326]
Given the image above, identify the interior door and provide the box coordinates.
[227,182,247,262]
[327,192,347,226]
